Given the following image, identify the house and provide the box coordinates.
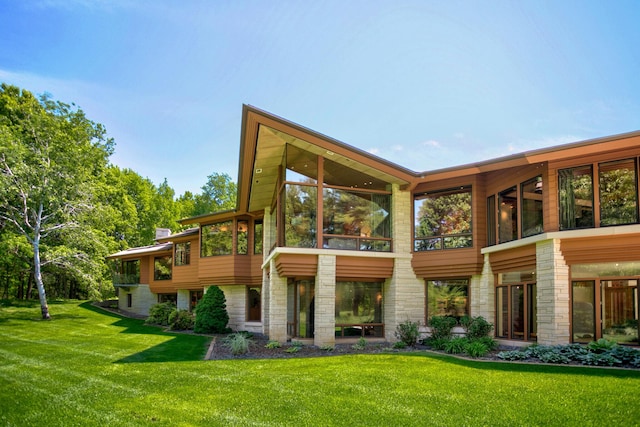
[108,105,640,347]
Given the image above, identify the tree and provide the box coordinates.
[194,286,231,334]
[0,84,113,318]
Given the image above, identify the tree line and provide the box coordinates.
[0,83,236,317]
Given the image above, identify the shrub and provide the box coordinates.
[497,350,529,361]
[428,316,457,340]
[394,319,420,347]
[194,286,231,334]
[426,337,449,351]
[444,337,468,354]
[578,353,620,366]
[393,341,408,349]
[320,344,335,352]
[465,341,489,358]
[146,302,176,326]
[587,338,617,353]
[463,316,494,340]
[168,309,195,330]
[352,337,367,350]
[475,336,499,351]
[285,341,303,353]
[225,333,253,355]
[606,345,640,364]
[538,350,570,364]
[265,340,281,349]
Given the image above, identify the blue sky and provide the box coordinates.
[2,0,639,196]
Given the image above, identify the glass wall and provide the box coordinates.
[558,166,595,230]
[287,280,315,338]
[414,187,472,251]
[599,159,638,226]
[495,271,536,341]
[254,220,263,254]
[283,184,317,248]
[498,187,518,243]
[237,221,248,255]
[324,189,391,251]
[112,259,140,284]
[201,221,233,256]
[425,279,469,323]
[572,281,596,343]
[335,282,383,337]
[521,176,543,237]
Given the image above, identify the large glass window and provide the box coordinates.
[283,184,317,248]
[324,189,391,251]
[521,176,543,237]
[154,256,172,281]
[426,279,469,322]
[602,279,638,344]
[558,166,594,230]
[599,159,638,226]
[287,280,315,338]
[495,272,536,341]
[237,221,248,255]
[572,281,596,343]
[414,187,472,251]
[113,259,140,284]
[201,221,233,257]
[335,282,384,338]
[254,220,263,254]
[246,286,261,322]
[175,242,190,266]
[498,187,518,243]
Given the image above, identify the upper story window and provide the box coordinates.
[559,159,639,230]
[521,176,543,238]
[414,186,472,251]
[237,221,248,255]
[112,259,140,284]
[201,221,233,257]
[323,188,391,251]
[488,175,544,245]
[279,144,393,252]
[599,159,638,226]
[254,220,263,254]
[154,255,172,280]
[175,241,191,266]
[559,166,594,230]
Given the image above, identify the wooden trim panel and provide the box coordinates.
[561,234,640,265]
[274,254,318,278]
[336,256,394,281]
[489,244,536,273]
[412,248,483,278]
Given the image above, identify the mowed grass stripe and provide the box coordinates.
[1,300,640,426]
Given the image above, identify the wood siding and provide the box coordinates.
[336,256,394,281]
[274,254,318,278]
[412,248,483,278]
[561,234,640,265]
[489,244,537,273]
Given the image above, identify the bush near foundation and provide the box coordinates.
[194,286,231,334]
[168,309,195,330]
[146,302,176,326]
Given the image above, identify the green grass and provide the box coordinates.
[1,300,639,426]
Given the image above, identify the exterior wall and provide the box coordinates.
[536,239,570,345]
[218,285,263,334]
[385,184,424,340]
[473,255,494,324]
[266,258,288,343]
[118,284,156,317]
[314,254,336,346]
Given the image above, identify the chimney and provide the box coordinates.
[155,228,171,240]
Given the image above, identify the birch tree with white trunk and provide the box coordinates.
[0,84,113,319]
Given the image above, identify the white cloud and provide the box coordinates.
[368,148,380,155]
[422,139,441,148]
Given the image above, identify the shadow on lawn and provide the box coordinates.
[402,350,640,379]
[80,302,210,364]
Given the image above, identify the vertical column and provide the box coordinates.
[472,254,494,324]
[536,239,570,345]
[314,254,336,346]
[267,258,288,343]
[385,184,424,341]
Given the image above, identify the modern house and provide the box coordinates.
[108,105,640,347]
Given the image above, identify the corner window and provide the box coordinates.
[495,272,536,341]
[425,279,469,323]
[498,187,517,243]
[599,159,638,226]
[254,220,263,254]
[154,256,172,280]
[201,221,233,257]
[521,176,543,237]
[414,187,472,251]
[175,242,191,266]
[283,184,317,248]
[237,221,248,255]
[558,166,594,230]
[246,287,261,321]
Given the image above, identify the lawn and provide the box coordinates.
[1,300,639,426]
